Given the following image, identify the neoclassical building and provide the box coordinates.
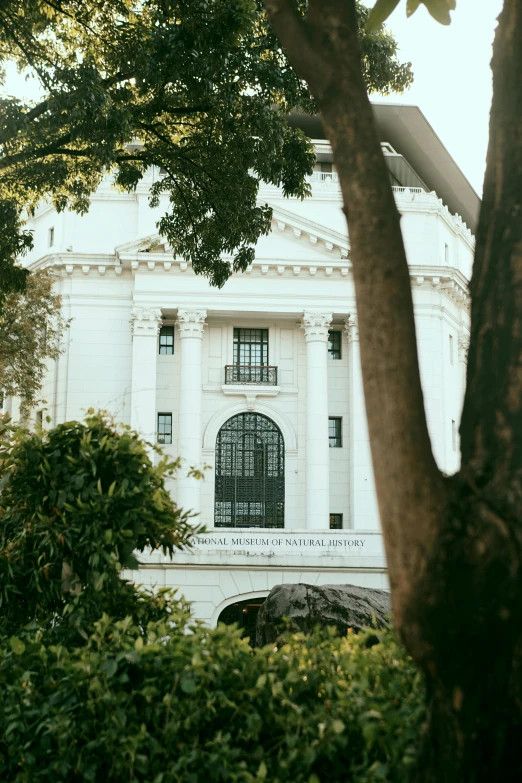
[6,104,478,630]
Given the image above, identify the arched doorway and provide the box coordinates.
[217,598,267,641]
[214,412,284,528]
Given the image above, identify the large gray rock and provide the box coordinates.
[256,583,391,646]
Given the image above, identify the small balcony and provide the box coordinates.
[224,365,278,386]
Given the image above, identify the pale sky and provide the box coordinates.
[4,1,502,195]
[372,0,503,194]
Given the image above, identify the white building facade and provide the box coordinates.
[9,104,478,628]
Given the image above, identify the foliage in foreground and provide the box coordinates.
[0,269,68,411]
[0,413,425,782]
[0,411,202,643]
[0,611,424,783]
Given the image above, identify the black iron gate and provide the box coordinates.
[214,413,284,528]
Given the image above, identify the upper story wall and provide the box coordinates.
[25,152,476,286]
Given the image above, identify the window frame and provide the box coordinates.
[328,330,342,360]
[330,513,343,530]
[328,417,343,448]
[159,324,175,355]
[233,328,269,367]
[157,412,173,445]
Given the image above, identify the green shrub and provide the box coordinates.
[0,413,425,782]
[0,411,202,641]
[0,606,424,783]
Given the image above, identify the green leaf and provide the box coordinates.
[180,676,196,694]
[9,636,25,655]
[366,0,401,31]
[257,761,267,780]
[421,0,456,24]
[101,658,118,678]
[406,0,421,16]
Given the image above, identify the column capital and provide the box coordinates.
[344,313,359,344]
[458,334,470,364]
[177,309,207,339]
[301,311,332,343]
[131,306,162,337]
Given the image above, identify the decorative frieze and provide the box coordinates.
[176,309,207,339]
[131,306,162,337]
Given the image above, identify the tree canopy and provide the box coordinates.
[0,0,412,296]
[0,269,68,413]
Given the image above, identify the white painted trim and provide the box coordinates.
[210,590,270,628]
[202,400,297,451]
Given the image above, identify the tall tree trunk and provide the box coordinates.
[263,0,522,779]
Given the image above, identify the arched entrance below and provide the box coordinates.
[217,597,267,641]
[214,412,285,528]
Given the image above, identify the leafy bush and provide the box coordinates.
[0,611,424,783]
[0,412,202,641]
[0,413,425,782]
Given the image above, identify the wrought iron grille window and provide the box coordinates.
[330,513,343,530]
[159,325,174,355]
[233,328,268,367]
[328,330,341,360]
[329,417,342,447]
[157,413,172,444]
[215,413,284,528]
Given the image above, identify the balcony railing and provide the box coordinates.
[224,365,278,386]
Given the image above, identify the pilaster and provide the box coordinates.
[301,311,332,530]
[176,309,207,516]
[130,306,162,445]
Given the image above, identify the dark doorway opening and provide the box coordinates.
[217,598,267,642]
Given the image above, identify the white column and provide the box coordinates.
[301,311,332,530]
[176,309,207,515]
[345,314,380,530]
[130,306,162,443]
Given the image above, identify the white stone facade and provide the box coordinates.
[10,107,476,626]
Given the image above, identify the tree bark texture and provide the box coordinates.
[264,0,522,780]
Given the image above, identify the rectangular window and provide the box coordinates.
[233,328,268,366]
[452,419,457,452]
[328,330,341,360]
[329,417,342,448]
[449,334,454,365]
[444,242,449,264]
[157,413,172,445]
[330,513,343,530]
[159,325,174,355]
[36,410,43,429]
[48,227,54,247]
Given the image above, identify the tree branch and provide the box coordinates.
[0,133,72,171]
[0,71,136,147]
[264,0,445,612]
